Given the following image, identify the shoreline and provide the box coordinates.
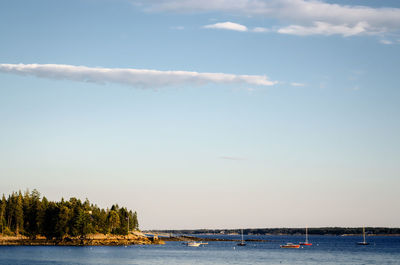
[0,233,165,246]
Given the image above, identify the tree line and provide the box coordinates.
[0,189,139,239]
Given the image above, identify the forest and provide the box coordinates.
[0,189,139,240]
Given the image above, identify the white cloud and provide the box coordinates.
[290,82,306,87]
[252,27,269,33]
[278,21,369,37]
[139,0,400,36]
[0,63,277,88]
[203,21,248,32]
[379,39,393,45]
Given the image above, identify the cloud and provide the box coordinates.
[0,63,277,88]
[290,82,306,87]
[204,21,371,37]
[203,21,247,32]
[138,0,400,36]
[379,39,393,45]
[277,21,370,37]
[252,27,269,33]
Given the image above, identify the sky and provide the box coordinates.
[0,0,400,230]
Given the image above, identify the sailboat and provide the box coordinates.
[357,227,369,245]
[299,227,312,246]
[237,229,246,246]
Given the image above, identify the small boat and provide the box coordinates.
[280,243,300,248]
[299,227,312,246]
[185,241,208,247]
[357,227,370,245]
[237,229,246,246]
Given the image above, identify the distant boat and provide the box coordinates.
[237,229,246,246]
[299,227,312,246]
[185,241,208,247]
[280,243,300,248]
[357,227,370,245]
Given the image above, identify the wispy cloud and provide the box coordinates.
[171,25,185,30]
[277,21,370,37]
[204,20,372,37]
[290,82,306,87]
[203,21,247,32]
[252,27,270,33]
[138,0,400,37]
[379,39,393,45]
[0,63,277,88]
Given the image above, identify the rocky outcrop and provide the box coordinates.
[0,232,164,246]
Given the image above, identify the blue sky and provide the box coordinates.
[1,0,400,229]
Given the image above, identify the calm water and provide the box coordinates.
[1,235,399,265]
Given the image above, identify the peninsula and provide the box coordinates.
[0,189,163,246]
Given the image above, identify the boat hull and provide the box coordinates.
[280,244,300,248]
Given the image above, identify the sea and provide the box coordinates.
[1,235,399,265]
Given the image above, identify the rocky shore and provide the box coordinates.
[0,232,164,246]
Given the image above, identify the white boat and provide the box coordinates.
[185,241,208,247]
[237,229,246,246]
[357,227,369,245]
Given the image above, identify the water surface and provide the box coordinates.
[1,235,399,264]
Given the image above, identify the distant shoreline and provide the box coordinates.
[146,227,400,237]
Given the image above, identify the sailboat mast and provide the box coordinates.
[305,227,308,243]
[363,227,366,243]
[241,229,244,243]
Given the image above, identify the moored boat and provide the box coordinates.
[237,229,246,246]
[357,227,370,245]
[280,243,300,248]
[299,227,312,246]
[184,241,208,247]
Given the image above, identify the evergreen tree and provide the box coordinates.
[42,202,58,239]
[107,210,120,234]
[0,195,6,236]
[0,190,140,237]
[14,192,24,234]
[75,209,93,238]
[25,189,42,238]
[55,205,70,239]
[39,196,49,235]
[132,211,139,230]
[117,207,129,235]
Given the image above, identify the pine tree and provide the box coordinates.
[15,192,24,234]
[55,205,70,239]
[1,190,140,237]
[107,210,120,234]
[0,195,6,236]
[132,211,139,230]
